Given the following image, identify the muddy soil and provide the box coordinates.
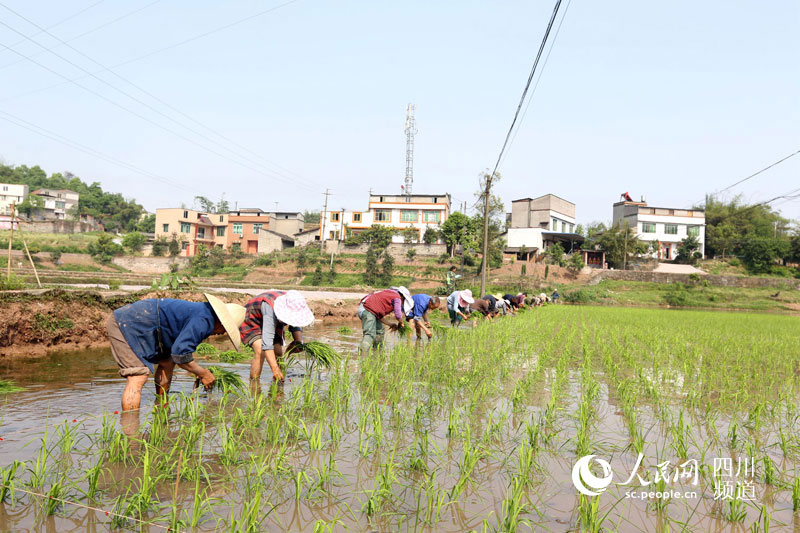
[0,289,359,359]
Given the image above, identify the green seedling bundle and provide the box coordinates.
[1,306,800,531]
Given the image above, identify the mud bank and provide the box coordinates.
[0,289,358,358]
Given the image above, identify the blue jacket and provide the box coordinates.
[113,299,216,372]
[406,294,432,320]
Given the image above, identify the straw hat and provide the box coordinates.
[458,289,474,307]
[391,286,414,315]
[204,293,246,350]
[274,290,315,327]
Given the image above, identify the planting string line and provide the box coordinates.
[0,483,172,531]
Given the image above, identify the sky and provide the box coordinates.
[0,0,797,226]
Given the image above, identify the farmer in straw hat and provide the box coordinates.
[105,293,246,412]
[239,290,315,383]
[357,286,413,354]
[446,288,474,326]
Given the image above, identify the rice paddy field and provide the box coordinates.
[1,306,800,531]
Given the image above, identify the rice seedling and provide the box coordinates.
[195,342,219,356]
[336,326,353,335]
[792,477,800,512]
[0,460,23,503]
[0,379,26,394]
[206,366,246,394]
[296,341,340,368]
[218,349,249,363]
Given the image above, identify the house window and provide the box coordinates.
[183,210,188,218]
[219,215,224,222]
[162,224,169,232]
[233,223,243,234]
[374,209,391,222]
[423,211,440,223]
[180,222,191,233]
[433,197,437,203]
[253,223,263,234]
[401,210,417,222]
[331,212,340,222]
[181,241,188,250]
[197,228,205,239]
[688,226,700,237]
[56,201,65,209]
[2,186,6,191]
[379,196,385,202]
[232,242,241,251]
[216,226,225,237]
[642,222,656,233]
[665,224,678,235]
[551,217,558,230]
[353,213,362,223]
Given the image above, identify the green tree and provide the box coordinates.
[597,222,646,269]
[303,210,321,225]
[580,221,608,250]
[402,227,418,243]
[740,236,785,274]
[353,225,395,251]
[326,262,336,284]
[379,251,395,286]
[364,246,379,285]
[406,248,417,261]
[88,233,123,264]
[16,194,44,217]
[122,232,147,252]
[439,212,478,257]
[152,237,168,257]
[168,234,182,257]
[675,235,701,264]
[545,243,566,266]
[704,195,789,258]
[311,263,324,286]
[135,214,156,233]
[567,253,585,274]
[423,227,438,244]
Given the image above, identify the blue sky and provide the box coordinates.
[0,0,797,225]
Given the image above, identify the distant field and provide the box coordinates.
[0,230,101,253]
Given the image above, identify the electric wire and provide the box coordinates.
[0,18,314,191]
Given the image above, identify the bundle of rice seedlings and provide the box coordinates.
[337,326,353,335]
[240,343,254,355]
[396,322,411,338]
[218,350,249,363]
[195,342,219,356]
[430,321,448,335]
[205,366,245,394]
[290,341,340,369]
[0,380,25,394]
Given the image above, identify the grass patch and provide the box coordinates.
[33,312,74,332]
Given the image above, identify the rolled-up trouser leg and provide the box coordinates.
[106,314,149,377]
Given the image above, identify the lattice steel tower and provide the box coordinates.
[403,103,417,200]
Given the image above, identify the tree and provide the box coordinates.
[364,246,379,285]
[326,262,336,284]
[545,243,566,266]
[423,227,438,244]
[406,248,417,261]
[122,232,147,252]
[303,210,321,225]
[16,194,44,218]
[740,236,784,274]
[168,234,182,257]
[580,222,608,250]
[439,212,478,257]
[567,253,585,274]
[349,225,395,251]
[88,233,123,264]
[311,263,324,286]
[704,195,789,258]
[597,222,646,269]
[152,236,168,256]
[135,214,156,233]
[675,235,701,264]
[402,227,418,243]
[379,251,395,286]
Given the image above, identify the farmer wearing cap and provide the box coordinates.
[406,294,441,339]
[240,290,315,382]
[446,289,474,326]
[358,286,412,354]
[106,293,246,411]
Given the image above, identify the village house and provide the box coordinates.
[504,194,584,255]
[320,192,451,243]
[0,183,28,215]
[30,188,80,220]
[612,194,706,259]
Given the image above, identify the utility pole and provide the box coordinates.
[332,207,345,268]
[6,203,14,280]
[623,223,628,271]
[479,172,495,296]
[320,189,330,243]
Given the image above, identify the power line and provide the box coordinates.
[0,110,187,191]
[0,0,161,72]
[0,14,314,191]
[0,0,303,104]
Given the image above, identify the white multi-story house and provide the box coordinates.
[321,193,451,243]
[612,196,705,260]
[31,188,80,220]
[505,194,583,253]
[0,183,29,215]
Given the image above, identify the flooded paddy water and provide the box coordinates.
[1,307,800,531]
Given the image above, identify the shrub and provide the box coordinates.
[33,312,74,331]
[312,263,323,286]
[563,288,598,304]
[87,233,123,264]
[151,237,168,257]
[567,253,585,274]
[168,235,182,257]
[406,248,417,261]
[326,263,336,284]
[664,283,690,307]
[423,227,438,244]
[122,232,147,252]
[50,250,62,263]
[379,251,395,286]
[108,279,121,290]
[252,254,274,267]
[727,257,741,267]
[437,253,450,264]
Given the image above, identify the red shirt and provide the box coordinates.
[363,290,402,320]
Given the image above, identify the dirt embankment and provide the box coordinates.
[0,290,358,359]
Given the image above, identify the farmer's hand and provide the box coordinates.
[200,370,216,390]
[271,365,285,382]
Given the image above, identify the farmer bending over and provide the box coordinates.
[106,293,245,411]
[446,289,474,326]
[240,290,315,382]
[406,294,440,339]
[358,286,412,353]
[469,297,493,321]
